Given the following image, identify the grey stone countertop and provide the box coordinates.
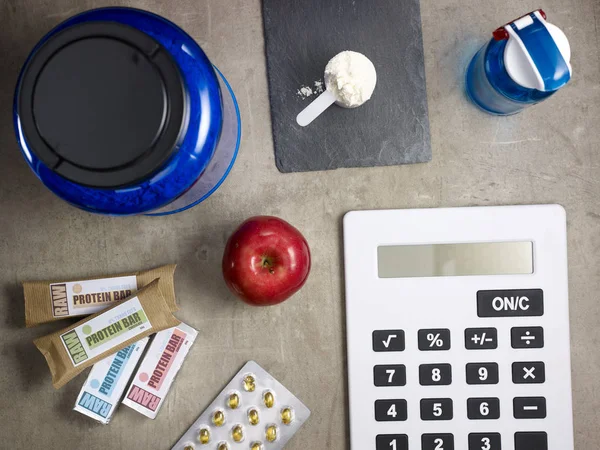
[0,0,598,448]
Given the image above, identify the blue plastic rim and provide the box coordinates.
[146,65,241,216]
[14,7,240,216]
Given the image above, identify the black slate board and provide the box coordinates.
[262,0,431,173]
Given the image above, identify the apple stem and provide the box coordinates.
[262,257,275,274]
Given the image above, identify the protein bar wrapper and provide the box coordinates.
[73,337,149,424]
[23,264,178,327]
[33,280,181,389]
[122,323,198,419]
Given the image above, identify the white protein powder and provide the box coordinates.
[324,51,377,108]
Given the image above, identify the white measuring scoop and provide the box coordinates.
[296,90,337,127]
[296,51,377,127]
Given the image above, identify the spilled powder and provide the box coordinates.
[296,80,325,99]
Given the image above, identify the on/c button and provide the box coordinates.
[477,289,544,317]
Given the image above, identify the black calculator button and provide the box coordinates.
[465,328,498,349]
[420,398,453,421]
[512,362,545,384]
[466,363,499,385]
[513,397,547,419]
[422,434,454,450]
[375,399,407,422]
[418,328,451,350]
[477,289,544,317]
[376,434,409,450]
[419,363,452,386]
[511,327,544,349]
[373,330,405,352]
[374,364,406,387]
[468,433,502,450]
[467,397,500,420]
[515,432,548,450]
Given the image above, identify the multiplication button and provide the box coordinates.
[466,362,499,385]
[467,397,500,420]
[511,327,544,349]
[374,364,406,387]
[420,398,453,421]
[512,362,545,384]
[419,363,452,386]
[465,328,497,349]
[468,433,501,450]
[418,328,451,350]
[514,397,547,419]
[373,330,405,352]
[376,434,408,450]
[422,434,454,450]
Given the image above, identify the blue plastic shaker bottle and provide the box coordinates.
[14,7,241,216]
[466,10,572,115]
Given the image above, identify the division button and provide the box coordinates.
[511,326,544,349]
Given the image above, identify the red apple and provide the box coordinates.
[222,216,311,306]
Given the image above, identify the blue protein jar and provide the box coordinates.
[14,7,240,215]
[466,10,572,115]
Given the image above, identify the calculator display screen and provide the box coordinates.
[377,242,533,278]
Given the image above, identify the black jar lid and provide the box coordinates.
[16,21,187,188]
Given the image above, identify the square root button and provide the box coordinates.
[477,289,543,317]
[373,330,405,352]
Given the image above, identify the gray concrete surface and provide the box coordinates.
[0,0,599,449]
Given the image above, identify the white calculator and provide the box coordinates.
[343,205,573,450]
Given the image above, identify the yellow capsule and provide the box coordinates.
[281,407,293,425]
[243,374,256,392]
[212,410,225,427]
[232,424,244,442]
[265,424,278,442]
[228,392,240,409]
[248,408,260,425]
[217,443,229,450]
[250,443,263,450]
[263,391,275,408]
[198,428,210,444]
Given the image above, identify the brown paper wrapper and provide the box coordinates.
[33,280,180,389]
[23,264,178,327]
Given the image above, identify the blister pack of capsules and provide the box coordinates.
[171,361,310,450]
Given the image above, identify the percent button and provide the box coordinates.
[418,329,451,351]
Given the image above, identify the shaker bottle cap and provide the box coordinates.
[16,21,187,188]
[496,10,571,92]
